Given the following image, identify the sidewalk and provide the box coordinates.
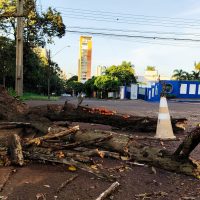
[169,98,200,103]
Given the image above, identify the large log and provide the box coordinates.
[38,103,186,133]
[73,130,200,179]
[174,126,200,159]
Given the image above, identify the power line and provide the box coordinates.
[62,14,200,30]
[67,26,200,37]
[56,7,200,24]
[66,30,200,48]
[57,7,200,27]
[66,29,200,42]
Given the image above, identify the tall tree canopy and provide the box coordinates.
[105,61,136,85]
[0,0,66,93]
[172,69,186,80]
[0,0,66,47]
[94,75,120,92]
[0,36,15,87]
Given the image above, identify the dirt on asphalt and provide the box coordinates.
[0,97,200,200]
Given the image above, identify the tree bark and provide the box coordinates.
[9,134,24,166]
[40,103,186,133]
[24,125,79,146]
[174,126,200,159]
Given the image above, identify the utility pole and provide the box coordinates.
[15,0,24,96]
[47,49,51,100]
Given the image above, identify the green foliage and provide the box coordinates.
[7,87,16,97]
[0,1,66,94]
[83,76,97,97]
[65,77,84,95]
[0,36,15,87]
[20,92,59,101]
[0,0,66,47]
[94,75,120,92]
[172,69,186,80]
[146,66,156,71]
[105,61,136,85]
[66,75,78,83]
[172,69,200,81]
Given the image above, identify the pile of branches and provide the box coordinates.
[0,121,200,181]
[0,86,200,180]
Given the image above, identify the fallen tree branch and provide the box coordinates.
[24,126,79,146]
[24,148,115,182]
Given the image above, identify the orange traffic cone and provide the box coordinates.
[155,96,176,139]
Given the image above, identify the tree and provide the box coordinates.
[94,75,120,92]
[65,76,84,96]
[191,70,200,80]
[0,0,66,47]
[0,0,66,94]
[0,36,15,87]
[182,71,193,80]
[84,76,97,97]
[194,62,200,71]
[146,66,156,71]
[105,61,136,86]
[66,75,78,83]
[172,69,186,80]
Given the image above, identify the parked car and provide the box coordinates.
[61,93,71,97]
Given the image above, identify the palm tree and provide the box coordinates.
[191,70,200,80]
[182,71,193,80]
[172,69,186,80]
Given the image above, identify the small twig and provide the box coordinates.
[0,169,16,192]
[95,181,120,200]
[56,175,78,193]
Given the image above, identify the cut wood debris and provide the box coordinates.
[0,86,200,184]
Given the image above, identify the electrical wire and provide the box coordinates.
[56,7,200,24]
[67,26,200,37]
[66,29,200,42]
[57,7,200,26]
[61,14,200,30]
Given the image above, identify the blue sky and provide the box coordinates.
[40,0,200,77]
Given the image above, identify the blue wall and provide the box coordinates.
[136,80,200,102]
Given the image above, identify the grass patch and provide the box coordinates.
[21,93,60,101]
[7,88,59,101]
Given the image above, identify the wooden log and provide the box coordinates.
[95,181,120,200]
[24,126,79,146]
[174,126,200,159]
[9,134,24,166]
[31,103,187,132]
[60,105,186,132]
[0,122,31,129]
[74,130,200,179]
